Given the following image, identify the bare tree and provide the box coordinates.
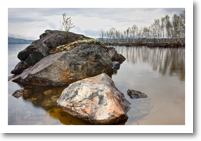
[115,30,120,43]
[161,17,165,42]
[137,27,143,43]
[120,31,124,43]
[130,25,138,43]
[151,19,161,43]
[108,27,116,43]
[99,29,105,43]
[164,15,172,43]
[143,27,149,43]
[179,11,185,46]
[172,14,181,43]
[105,31,109,43]
[124,27,130,43]
[59,13,75,42]
[104,11,185,46]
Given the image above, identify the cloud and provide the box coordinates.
[8,8,185,39]
[163,8,185,14]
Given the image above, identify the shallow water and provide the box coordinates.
[8,44,185,125]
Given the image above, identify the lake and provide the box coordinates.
[8,44,185,125]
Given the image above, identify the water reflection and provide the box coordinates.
[10,85,126,125]
[115,46,185,81]
[9,85,89,125]
[8,44,185,125]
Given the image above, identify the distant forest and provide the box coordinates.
[99,11,185,45]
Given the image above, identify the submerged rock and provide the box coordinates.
[12,89,32,98]
[12,43,113,86]
[57,73,130,125]
[108,47,126,71]
[19,86,66,109]
[127,89,148,99]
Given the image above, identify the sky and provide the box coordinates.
[8,8,185,40]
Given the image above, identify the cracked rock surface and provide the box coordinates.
[57,73,130,125]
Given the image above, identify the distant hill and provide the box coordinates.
[8,37,34,44]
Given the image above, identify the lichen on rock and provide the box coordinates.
[57,73,131,124]
[54,39,107,53]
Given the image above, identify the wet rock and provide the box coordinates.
[112,61,120,69]
[118,54,126,63]
[57,73,130,125]
[127,89,148,99]
[43,90,55,95]
[43,88,61,95]
[108,47,126,63]
[12,89,32,98]
[12,43,113,86]
[108,47,120,61]
[41,94,60,109]
[21,86,64,109]
[11,61,28,75]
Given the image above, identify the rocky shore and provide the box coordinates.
[11,30,125,86]
[9,30,133,124]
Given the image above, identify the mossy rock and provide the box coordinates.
[54,39,107,53]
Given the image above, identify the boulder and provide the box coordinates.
[127,89,148,99]
[108,47,126,63]
[57,73,130,125]
[108,47,120,61]
[11,61,28,75]
[12,43,113,86]
[118,54,126,63]
[16,30,90,67]
[12,89,32,98]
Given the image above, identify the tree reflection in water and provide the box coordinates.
[8,46,184,125]
[115,46,185,81]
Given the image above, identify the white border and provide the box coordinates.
[1,0,193,133]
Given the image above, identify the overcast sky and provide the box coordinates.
[8,8,184,40]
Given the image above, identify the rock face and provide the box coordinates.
[127,89,148,99]
[107,47,126,70]
[11,61,28,75]
[8,75,15,81]
[108,47,126,63]
[12,43,113,86]
[15,30,89,68]
[57,73,130,125]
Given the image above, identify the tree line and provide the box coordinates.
[99,11,185,46]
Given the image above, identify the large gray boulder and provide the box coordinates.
[12,43,113,86]
[57,73,130,125]
[11,30,89,74]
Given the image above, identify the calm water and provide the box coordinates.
[8,44,185,125]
